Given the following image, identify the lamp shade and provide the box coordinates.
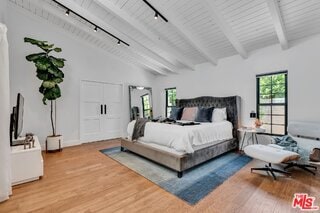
[250,111,256,118]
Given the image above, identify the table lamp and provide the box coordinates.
[250,111,256,128]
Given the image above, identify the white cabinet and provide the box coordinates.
[11,136,43,186]
[80,81,123,143]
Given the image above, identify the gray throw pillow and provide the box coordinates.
[169,107,184,120]
[195,107,214,122]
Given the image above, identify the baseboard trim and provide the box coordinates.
[64,140,82,147]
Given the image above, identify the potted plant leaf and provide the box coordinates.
[24,37,66,152]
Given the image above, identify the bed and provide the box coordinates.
[121,96,241,178]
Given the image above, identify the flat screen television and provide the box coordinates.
[10,93,24,146]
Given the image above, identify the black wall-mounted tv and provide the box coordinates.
[10,93,24,146]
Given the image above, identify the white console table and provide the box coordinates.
[11,136,43,186]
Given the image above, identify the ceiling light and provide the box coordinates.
[94,26,98,32]
[117,40,121,45]
[65,10,70,16]
[154,13,158,20]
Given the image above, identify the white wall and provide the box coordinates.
[0,1,7,24]
[7,5,156,148]
[153,34,320,128]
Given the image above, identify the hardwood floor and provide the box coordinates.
[0,140,319,213]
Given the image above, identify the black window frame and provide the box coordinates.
[256,70,288,136]
[141,93,151,118]
[165,87,176,117]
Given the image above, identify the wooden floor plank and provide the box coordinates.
[0,139,319,213]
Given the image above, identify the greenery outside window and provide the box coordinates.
[165,88,177,117]
[257,71,288,135]
[141,94,151,118]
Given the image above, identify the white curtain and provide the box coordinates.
[0,23,12,202]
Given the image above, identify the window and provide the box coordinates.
[165,88,177,117]
[141,94,151,118]
[257,71,288,135]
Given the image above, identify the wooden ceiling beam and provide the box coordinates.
[204,0,248,59]
[266,0,289,50]
[149,0,218,66]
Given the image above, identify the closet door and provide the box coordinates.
[101,83,122,140]
[80,81,104,142]
[80,81,123,143]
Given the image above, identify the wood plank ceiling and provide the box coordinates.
[8,0,320,75]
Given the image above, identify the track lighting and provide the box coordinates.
[142,0,168,22]
[52,0,130,46]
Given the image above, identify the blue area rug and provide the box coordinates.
[100,147,251,205]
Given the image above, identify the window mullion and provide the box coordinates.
[270,76,273,134]
[257,78,260,121]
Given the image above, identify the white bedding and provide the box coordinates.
[127,120,233,153]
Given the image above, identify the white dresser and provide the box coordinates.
[11,136,43,186]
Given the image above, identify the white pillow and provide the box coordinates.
[212,108,227,122]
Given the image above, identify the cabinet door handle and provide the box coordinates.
[100,105,103,115]
[104,104,107,114]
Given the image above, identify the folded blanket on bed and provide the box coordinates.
[132,118,149,141]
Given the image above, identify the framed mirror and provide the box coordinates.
[129,85,153,120]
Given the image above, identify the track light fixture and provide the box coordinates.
[52,0,130,46]
[142,0,168,22]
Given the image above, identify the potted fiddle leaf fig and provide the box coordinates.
[24,37,66,152]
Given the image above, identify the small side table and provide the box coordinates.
[238,127,266,151]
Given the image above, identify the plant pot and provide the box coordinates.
[46,135,63,153]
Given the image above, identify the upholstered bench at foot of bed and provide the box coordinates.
[244,144,300,180]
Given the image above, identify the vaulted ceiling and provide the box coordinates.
[8,0,320,75]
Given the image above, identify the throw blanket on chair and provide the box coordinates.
[132,118,149,141]
[274,135,311,161]
[274,135,298,152]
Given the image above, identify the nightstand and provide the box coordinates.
[238,127,266,151]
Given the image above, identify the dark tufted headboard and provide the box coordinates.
[176,96,241,139]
